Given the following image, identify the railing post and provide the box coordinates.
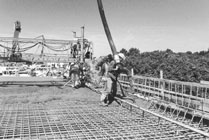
[158,117,161,124]
[160,70,164,100]
[142,110,144,118]
[160,70,163,79]
[130,68,134,94]
[130,105,132,112]
[131,68,134,76]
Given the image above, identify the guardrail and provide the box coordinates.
[119,74,209,114]
[90,74,209,138]
[118,74,209,137]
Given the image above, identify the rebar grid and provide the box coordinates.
[118,74,209,137]
[0,101,204,140]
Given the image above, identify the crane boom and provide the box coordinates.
[97,0,117,55]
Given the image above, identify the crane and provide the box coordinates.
[10,21,22,61]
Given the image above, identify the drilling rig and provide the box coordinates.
[9,21,22,61]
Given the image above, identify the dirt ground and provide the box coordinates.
[0,85,101,104]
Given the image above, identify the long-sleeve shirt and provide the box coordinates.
[107,60,131,81]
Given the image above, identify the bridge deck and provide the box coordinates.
[0,86,205,139]
[0,101,201,140]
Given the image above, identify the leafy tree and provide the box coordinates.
[120,48,128,56]
[127,48,140,56]
[120,48,209,82]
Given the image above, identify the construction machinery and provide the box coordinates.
[9,21,22,61]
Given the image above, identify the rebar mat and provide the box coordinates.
[0,101,204,140]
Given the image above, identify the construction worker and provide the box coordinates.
[98,54,113,86]
[100,53,131,106]
[78,62,87,87]
[69,62,80,87]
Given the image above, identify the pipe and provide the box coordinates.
[97,0,117,55]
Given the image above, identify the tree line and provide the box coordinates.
[119,48,209,82]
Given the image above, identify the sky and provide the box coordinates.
[1,0,209,57]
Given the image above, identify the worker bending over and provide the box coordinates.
[100,53,132,106]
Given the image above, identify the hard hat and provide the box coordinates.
[118,53,125,60]
[114,54,120,63]
[114,53,125,63]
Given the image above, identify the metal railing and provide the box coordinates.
[118,74,209,138]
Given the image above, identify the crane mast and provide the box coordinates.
[10,21,22,61]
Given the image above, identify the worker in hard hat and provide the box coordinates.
[100,52,131,106]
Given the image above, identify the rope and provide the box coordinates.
[42,43,72,52]
[18,42,40,52]
[0,44,11,50]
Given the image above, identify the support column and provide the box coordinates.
[80,26,84,63]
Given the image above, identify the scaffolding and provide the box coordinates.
[0,36,93,63]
